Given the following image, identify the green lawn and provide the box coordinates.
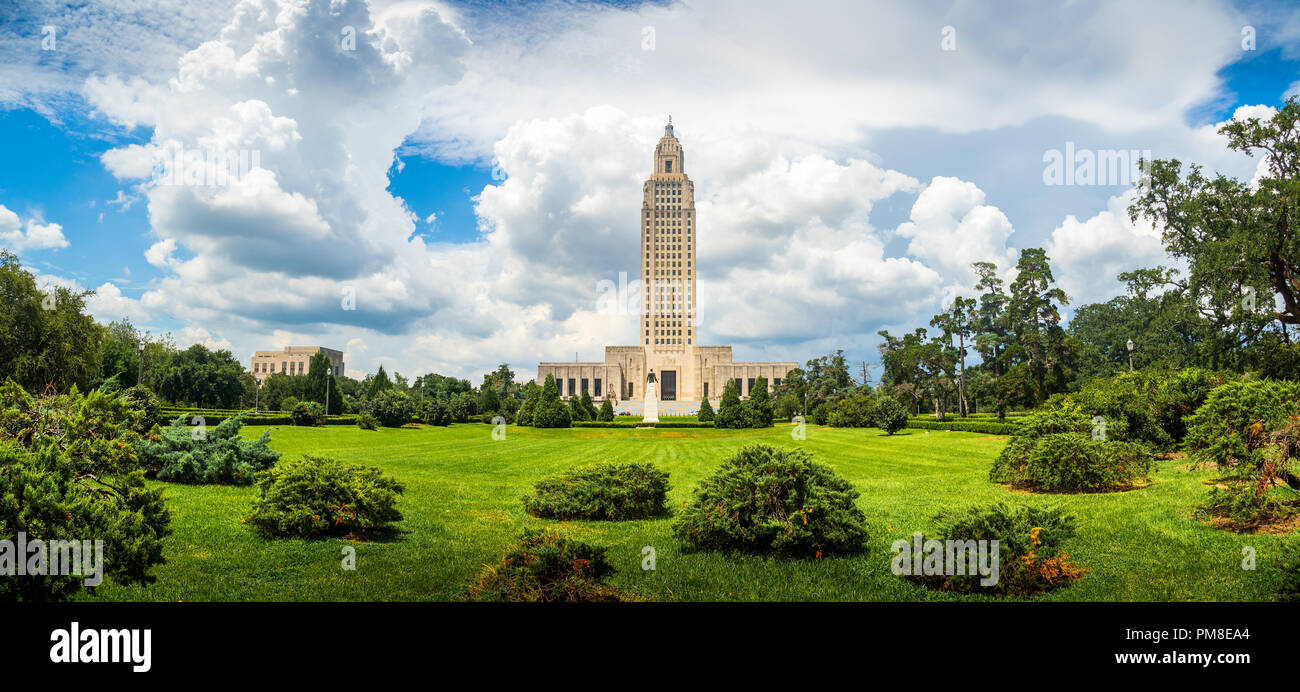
[88,423,1287,601]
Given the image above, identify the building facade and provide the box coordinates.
[537,120,796,402]
[250,346,344,382]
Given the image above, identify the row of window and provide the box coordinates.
[254,361,340,376]
[557,377,602,398]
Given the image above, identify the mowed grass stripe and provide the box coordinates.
[85,423,1286,602]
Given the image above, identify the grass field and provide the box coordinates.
[87,422,1289,602]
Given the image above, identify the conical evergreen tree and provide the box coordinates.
[715,379,747,429]
[746,375,773,427]
[598,397,615,421]
[698,394,715,422]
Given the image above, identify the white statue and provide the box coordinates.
[643,371,660,423]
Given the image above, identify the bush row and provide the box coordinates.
[906,418,1021,435]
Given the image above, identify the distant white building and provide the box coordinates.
[250,346,344,382]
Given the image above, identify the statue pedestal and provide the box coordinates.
[643,381,660,423]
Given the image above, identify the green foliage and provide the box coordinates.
[1023,433,1153,492]
[523,462,670,521]
[827,395,877,428]
[0,443,171,602]
[1277,535,1300,602]
[579,391,597,420]
[365,365,393,398]
[916,502,1083,596]
[745,376,774,427]
[906,418,1019,435]
[461,529,630,602]
[448,391,478,423]
[356,411,379,430]
[1198,482,1297,529]
[990,405,1092,484]
[366,388,415,428]
[697,395,715,422]
[421,400,451,426]
[279,396,299,413]
[0,251,103,393]
[515,382,540,426]
[151,343,247,409]
[598,398,615,421]
[872,396,908,435]
[1184,378,1300,473]
[290,401,325,427]
[714,379,748,429]
[530,375,570,428]
[303,352,343,415]
[673,444,869,557]
[140,414,280,485]
[0,379,146,476]
[990,403,1153,492]
[118,384,162,431]
[568,395,591,421]
[244,456,404,539]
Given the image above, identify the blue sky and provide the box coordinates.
[1,0,1297,381]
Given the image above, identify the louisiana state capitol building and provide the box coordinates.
[536,119,796,405]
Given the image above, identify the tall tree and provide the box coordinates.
[305,351,342,414]
[366,364,393,398]
[0,251,103,393]
[1008,248,1069,407]
[931,296,976,417]
[1130,97,1300,339]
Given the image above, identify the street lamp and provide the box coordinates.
[1126,338,1135,372]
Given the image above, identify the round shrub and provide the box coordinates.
[827,395,876,428]
[118,384,162,429]
[279,396,299,413]
[523,462,670,520]
[911,502,1084,597]
[244,455,404,539]
[366,388,414,427]
[532,400,571,428]
[872,396,908,435]
[461,529,632,602]
[673,444,869,557]
[990,405,1091,484]
[290,401,325,426]
[356,411,379,430]
[1023,433,1153,492]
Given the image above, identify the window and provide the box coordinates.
[747,378,755,395]
[703,382,708,399]
[581,378,589,395]
[774,378,782,387]
[628,383,634,398]
[594,378,602,397]
[734,378,742,393]
[665,161,672,173]
[567,379,576,397]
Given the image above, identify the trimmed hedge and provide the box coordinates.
[160,409,357,426]
[907,418,1020,435]
[572,420,716,428]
